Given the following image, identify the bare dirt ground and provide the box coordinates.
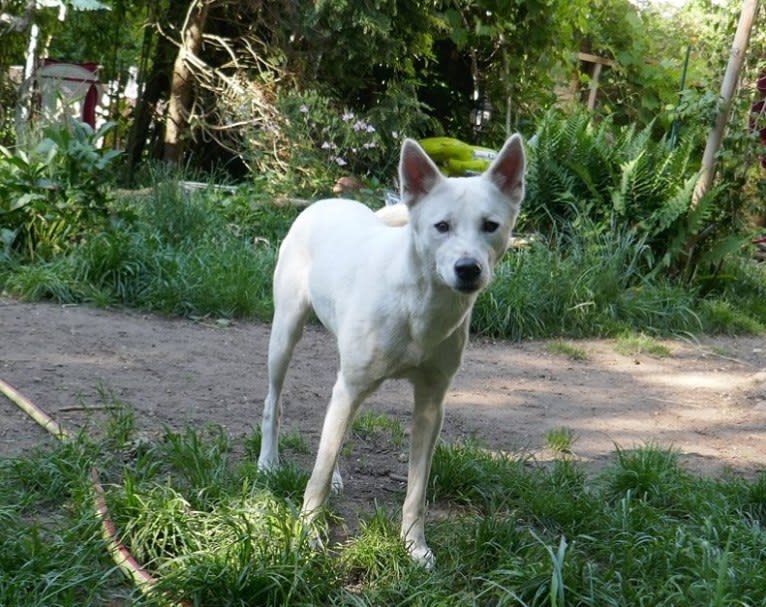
[2,297,766,518]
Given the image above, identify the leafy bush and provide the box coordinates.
[0,121,122,261]
[239,87,433,197]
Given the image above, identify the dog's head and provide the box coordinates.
[398,135,525,294]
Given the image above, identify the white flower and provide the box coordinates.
[342,110,355,121]
[365,124,376,133]
[299,104,309,113]
[392,130,399,139]
[335,156,348,166]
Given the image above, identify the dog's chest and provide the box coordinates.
[384,317,467,378]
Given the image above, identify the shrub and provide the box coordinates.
[238,87,433,197]
[0,121,122,261]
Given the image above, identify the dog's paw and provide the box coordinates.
[408,543,436,570]
[257,454,279,473]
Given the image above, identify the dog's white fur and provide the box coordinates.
[257,135,525,568]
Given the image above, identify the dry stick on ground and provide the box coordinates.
[0,378,181,604]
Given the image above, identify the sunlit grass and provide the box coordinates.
[546,340,589,361]
[545,426,577,454]
[614,332,672,357]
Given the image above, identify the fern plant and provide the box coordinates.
[524,109,746,282]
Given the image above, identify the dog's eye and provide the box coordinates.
[482,220,500,233]
[434,221,450,234]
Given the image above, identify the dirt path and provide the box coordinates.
[2,298,765,493]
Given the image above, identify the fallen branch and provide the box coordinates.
[0,378,181,603]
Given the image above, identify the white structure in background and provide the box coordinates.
[16,0,109,139]
[36,61,100,126]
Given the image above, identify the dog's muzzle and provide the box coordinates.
[454,257,483,292]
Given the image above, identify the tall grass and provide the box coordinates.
[1,122,765,337]
[1,182,290,319]
[473,220,707,339]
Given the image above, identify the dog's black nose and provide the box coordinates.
[454,257,482,282]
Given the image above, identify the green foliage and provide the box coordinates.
[473,222,704,340]
[437,0,588,137]
[1,110,764,339]
[0,121,122,261]
[1,180,286,318]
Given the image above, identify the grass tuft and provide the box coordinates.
[546,340,589,361]
[614,332,672,357]
[545,427,577,454]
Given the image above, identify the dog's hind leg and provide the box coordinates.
[257,257,311,473]
[401,372,450,570]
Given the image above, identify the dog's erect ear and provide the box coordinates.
[399,138,444,207]
[485,134,525,201]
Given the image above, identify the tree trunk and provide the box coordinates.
[163,0,210,166]
[692,0,759,207]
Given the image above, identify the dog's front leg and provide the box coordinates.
[401,373,449,569]
[301,372,375,528]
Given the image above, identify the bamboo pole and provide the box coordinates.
[692,0,760,208]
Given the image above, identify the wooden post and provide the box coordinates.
[587,63,603,111]
[692,0,760,208]
[575,53,614,112]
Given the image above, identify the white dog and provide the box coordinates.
[257,135,526,568]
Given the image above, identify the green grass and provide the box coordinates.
[545,426,577,454]
[472,225,713,340]
[545,340,589,361]
[4,400,766,606]
[0,182,288,320]
[614,332,672,357]
[352,410,406,449]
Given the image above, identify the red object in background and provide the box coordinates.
[751,73,766,168]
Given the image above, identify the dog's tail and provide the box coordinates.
[375,203,409,227]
